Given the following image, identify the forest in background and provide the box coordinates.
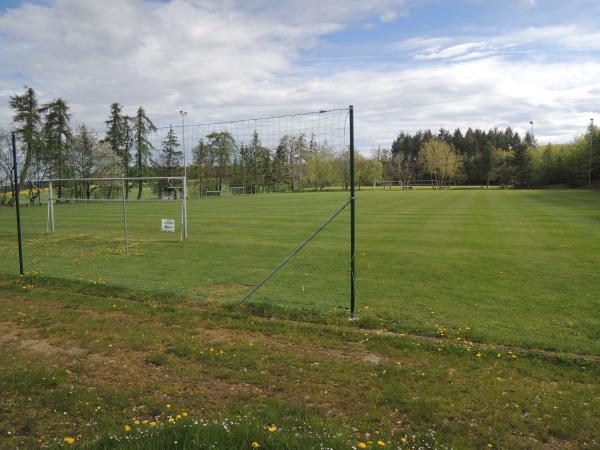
[1,86,599,202]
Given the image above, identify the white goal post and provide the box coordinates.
[33,176,189,245]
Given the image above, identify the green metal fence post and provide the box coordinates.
[349,105,356,318]
[11,132,24,276]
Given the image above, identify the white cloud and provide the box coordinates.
[400,25,600,62]
[0,0,598,151]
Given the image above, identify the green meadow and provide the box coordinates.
[1,189,599,449]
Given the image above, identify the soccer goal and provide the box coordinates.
[230,186,245,196]
[375,180,413,190]
[204,189,222,197]
[32,176,189,247]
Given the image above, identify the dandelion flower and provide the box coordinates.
[168,418,176,423]
[64,437,75,444]
[358,442,367,449]
[134,420,140,425]
[166,404,172,409]
[176,414,182,419]
[401,437,408,443]
[268,425,277,432]
[377,440,386,446]
[476,352,481,358]
[182,412,188,417]
[150,421,157,427]
[252,442,261,448]
[124,424,132,432]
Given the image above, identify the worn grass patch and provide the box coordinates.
[0,283,599,449]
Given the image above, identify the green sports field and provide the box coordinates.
[1,189,600,355]
[1,189,600,449]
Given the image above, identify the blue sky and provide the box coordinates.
[0,0,599,149]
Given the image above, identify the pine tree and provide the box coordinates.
[159,126,182,172]
[512,142,532,186]
[105,102,130,175]
[206,131,235,191]
[132,107,156,199]
[9,86,41,184]
[39,98,71,197]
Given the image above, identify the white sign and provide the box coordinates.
[161,219,176,232]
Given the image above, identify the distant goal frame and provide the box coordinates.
[31,176,189,244]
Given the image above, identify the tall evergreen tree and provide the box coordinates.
[132,107,156,199]
[511,142,532,185]
[159,126,182,172]
[9,86,41,183]
[105,102,130,175]
[39,98,71,197]
[206,131,235,191]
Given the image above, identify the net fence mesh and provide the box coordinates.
[1,108,352,312]
[147,108,350,195]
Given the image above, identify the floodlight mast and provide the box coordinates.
[179,110,187,182]
[179,110,189,238]
[529,121,534,144]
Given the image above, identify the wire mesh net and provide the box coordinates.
[147,108,350,196]
[1,108,353,315]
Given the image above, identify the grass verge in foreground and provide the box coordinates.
[0,279,599,449]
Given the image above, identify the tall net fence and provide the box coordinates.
[147,109,350,196]
[1,108,355,316]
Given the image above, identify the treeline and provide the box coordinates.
[3,86,598,203]
[190,130,353,194]
[1,87,160,200]
[1,86,354,201]
[381,126,599,187]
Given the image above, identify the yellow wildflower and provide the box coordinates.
[168,417,175,423]
[143,419,149,424]
[134,420,140,425]
[150,421,157,427]
[64,437,75,444]
[358,442,367,449]
[252,442,261,448]
[182,412,188,417]
[268,425,277,432]
[176,414,182,419]
[377,440,386,446]
[124,424,132,432]
[401,437,408,443]
[166,404,172,409]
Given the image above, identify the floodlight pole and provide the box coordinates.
[179,110,189,239]
[179,110,187,181]
[121,175,129,256]
[11,132,24,276]
[349,105,356,319]
[529,121,534,143]
[589,118,594,189]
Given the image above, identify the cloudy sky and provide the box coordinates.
[1,0,599,150]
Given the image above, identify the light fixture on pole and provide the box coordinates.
[529,121,534,144]
[179,110,187,182]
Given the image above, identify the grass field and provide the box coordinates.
[1,189,600,448]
